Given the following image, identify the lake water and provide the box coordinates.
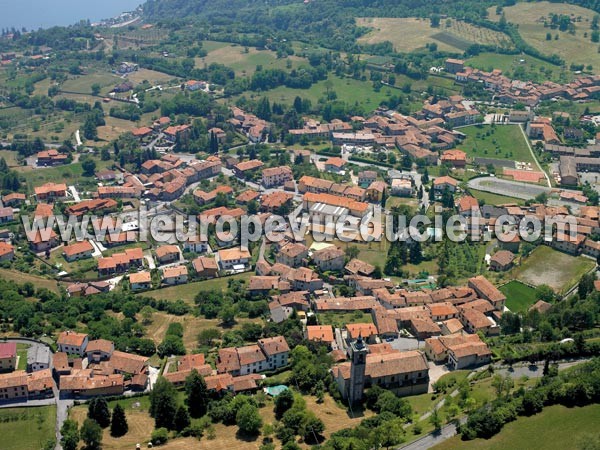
[0,0,143,30]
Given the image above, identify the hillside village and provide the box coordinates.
[2,3,600,449]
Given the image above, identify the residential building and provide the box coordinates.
[262,166,293,188]
[217,248,251,271]
[468,276,506,310]
[192,256,219,279]
[27,345,51,372]
[62,241,94,262]
[0,343,16,372]
[129,271,152,291]
[57,331,89,356]
[258,336,290,371]
[162,265,188,285]
[312,246,346,271]
[489,250,516,271]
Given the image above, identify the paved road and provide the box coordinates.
[398,418,467,450]
[517,124,551,188]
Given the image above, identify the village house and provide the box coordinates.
[192,256,219,279]
[305,325,335,346]
[258,336,290,371]
[27,345,51,372]
[57,331,89,356]
[468,276,506,310]
[312,246,346,272]
[163,124,191,143]
[276,242,309,268]
[36,149,68,166]
[0,371,28,401]
[62,241,94,262]
[0,242,14,262]
[217,248,251,271]
[85,339,114,363]
[433,176,458,193]
[324,157,346,173]
[155,244,181,265]
[26,229,59,253]
[489,250,516,272]
[97,248,144,276]
[129,271,152,291]
[181,235,209,254]
[162,265,188,285]
[34,182,67,201]
[441,149,467,168]
[261,166,293,188]
[233,159,265,178]
[2,192,26,207]
[0,342,16,372]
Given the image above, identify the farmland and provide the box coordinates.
[488,1,600,70]
[0,406,56,450]
[499,280,539,312]
[357,17,513,53]
[252,75,394,113]
[511,245,596,293]
[137,272,253,304]
[196,42,306,77]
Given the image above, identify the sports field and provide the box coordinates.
[511,245,595,293]
[499,280,538,312]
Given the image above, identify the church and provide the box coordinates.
[333,336,430,404]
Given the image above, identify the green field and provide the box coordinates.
[196,42,306,77]
[433,403,600,450]
[20,156,111,193]
[466,53,569,83]
[61,72,121,96]
[499,280,538,312]
[488,2,600,71]
[470,189,524,206]
[318,311,374,328]
[256,75,393,112]
[137,272,253,303]
[16,343,29,370]
[511,245,596,293]
[0,268,62,293]
[459,124,534,165]
[0,406,56,450]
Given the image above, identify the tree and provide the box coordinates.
[150,377,178,429]
[274,389,295,419]
[80,418,103,450]
[198,327,221,346]
[578,272,596,298]
[174,405,191,432]
[429,407,442,430]
[151,428,169,445]
[82,114,98,140]
[60,419,80,450]
[345,245,360,261]
[110,403,128,437]
[88,397,111,428]
[91,83,101,96]
[185,369,209,418]
[236,403,262,435]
